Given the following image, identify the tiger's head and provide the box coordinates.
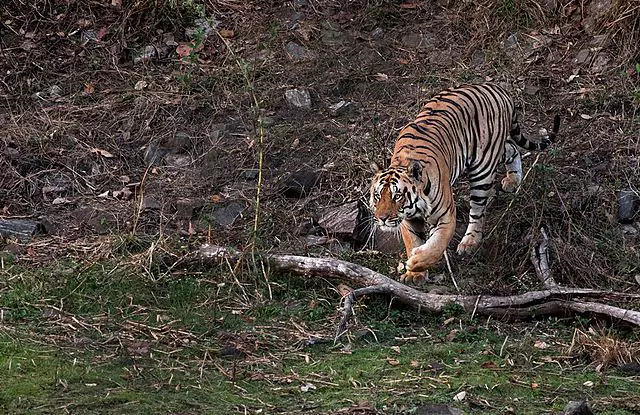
[369,160,428,230]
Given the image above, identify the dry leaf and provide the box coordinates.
[337,283,352,297]
[373,72,389,81]
[83,83,95,94]
[219,29,235,38]
[410,360,420,368]
[397,57,410,65]
[445,329,458,342]
[531,383,539,389]
[481,361,497,369]
[580,114,593,120]
[400,2,419,8]
[134,80,148,90]
[534,340,548,349]
[176,43,193,58]
[111,0,122,7]
[443,317,455,325]
[90,148,115,158]
[300,383,316,392]
[391,346,401,354]
[583,381,594,387]
[387,358,400,366]
[453,391,466,402]
[210,194,223,203]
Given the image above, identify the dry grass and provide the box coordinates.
[569,327,640,370]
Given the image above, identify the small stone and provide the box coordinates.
[141,195,161,211]
[328,100,354,116]
[294,0,309,7]
[165,154,192,167]
[321,21,346,46]
[524,84,540,95]
[574,49,590,64]
[503,33,518,49]
[621,224,637,234]
[175,197,204,220]
[371,27,384,40]
[470,49,485,67]
[285,88,312,109]
[72,207,117,235]
[281,169,319,198]
[244,169,259,180]
[617,189,639,224]
[285,41,314,62]
[618,362,640,375]
[561,400,593,415]
[211,202,245,228]
[286,12,305,30]
[144,142,169,166]
[401,32,436,50]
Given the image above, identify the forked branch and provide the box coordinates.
[199,238,640,337]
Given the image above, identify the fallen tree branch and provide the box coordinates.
[199,244,640,333]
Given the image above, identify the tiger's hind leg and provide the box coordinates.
[457,165,497,255]
[501,139,523,193]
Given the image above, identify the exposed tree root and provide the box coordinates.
[199,231,640,339]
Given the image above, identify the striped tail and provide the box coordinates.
[511,112,561,151]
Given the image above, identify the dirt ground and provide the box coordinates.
[2,0,639,292]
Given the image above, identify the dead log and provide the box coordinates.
[198,238,640,337]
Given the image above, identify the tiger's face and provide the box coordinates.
[370,167,421,230]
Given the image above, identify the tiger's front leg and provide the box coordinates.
[403,204,456,285]
[399,218,428,285]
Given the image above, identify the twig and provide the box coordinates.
[531,227,558,288]
[443,250,459,292]
[335,285,389,341]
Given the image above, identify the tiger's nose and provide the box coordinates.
[376,214,389,222]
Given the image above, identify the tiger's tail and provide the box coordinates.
[510,111,561,151]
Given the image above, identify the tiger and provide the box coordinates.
[369,83,560,285]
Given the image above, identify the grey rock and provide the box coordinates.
[72,206,117,235]
[294,0,309,7]
[618,362,640,375]
[175,197,204,220]
[286,12,305,30]
[373,227,405,254]
[561,400,593,415]
[503,33,519,49]
[524,84,540,96]
[0,219,40,242]
[318,201,360,238]
[285,41,314,62]
[185,18,216,39]
[621,224,638,234]
[141,195,161,211]
[144,142,169,166]
[212,202,245,228]
[165,154,192,168]
[244,169,259,180]
[416,404,463,415]
[574,49,591,64]
[285,88,312,109]
[401,32,436,50]
[470,49,485,67]
[281,169,319,198]
[321,21,346,46]
[371,27,384,40]
[617,189,639,224]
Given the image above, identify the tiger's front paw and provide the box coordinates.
[400,270,430,285]
[456,234,481,255]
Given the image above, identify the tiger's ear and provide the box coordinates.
[369,162,381,174]
[408,159,422,181]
